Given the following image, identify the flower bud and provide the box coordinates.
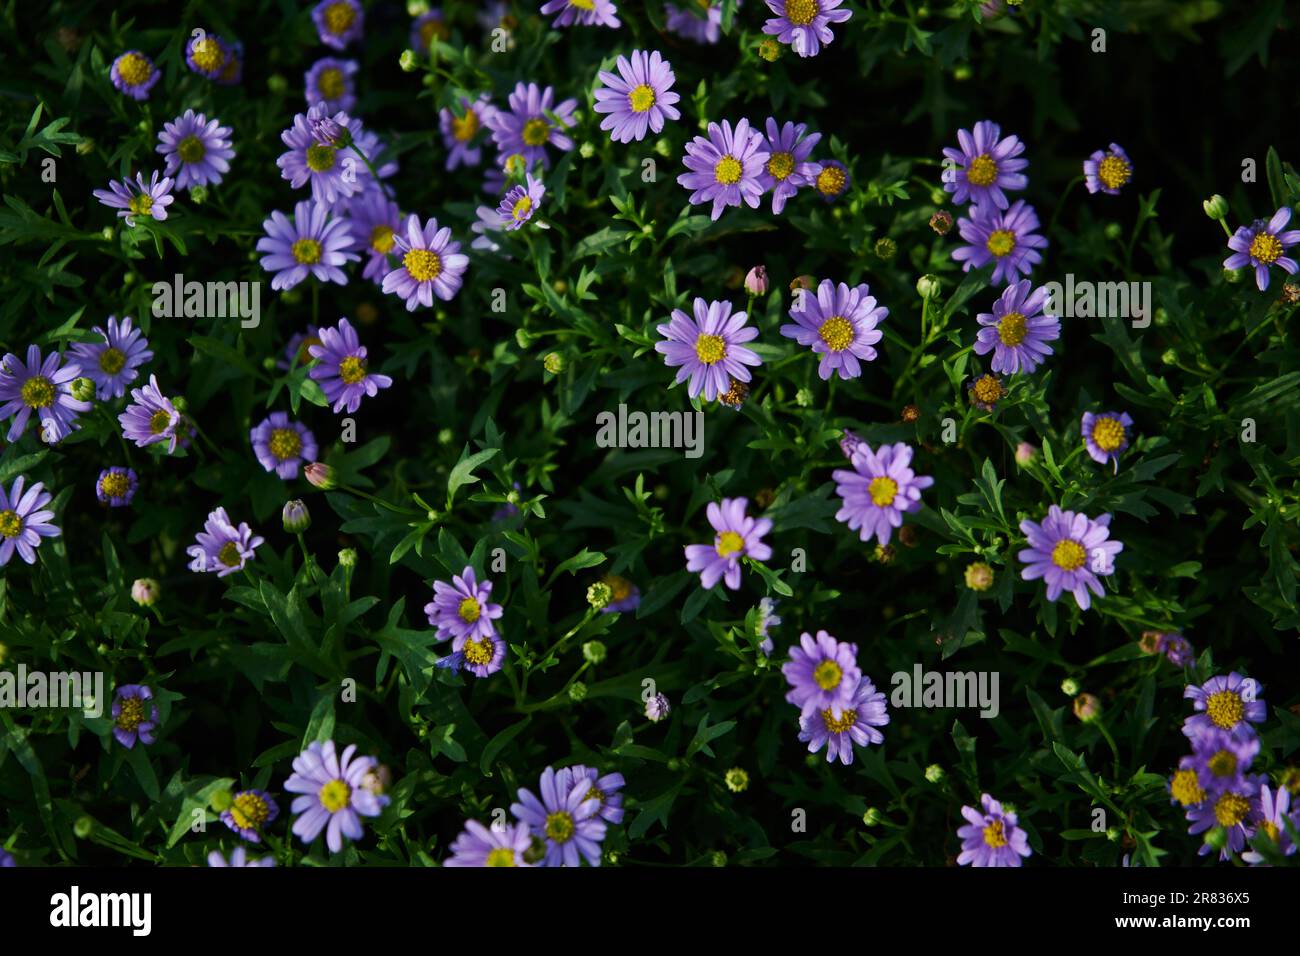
[74,816,95,839]
[543,352,564,374]
[863,807,883,826]
[131,578,160,607]
[338,547,357,568]
[725,768,749,793]
[1103,222,1123,240]
[567,681,588,702]
[757,38,781,61]
[399,49,419,72]
[925,764,945,784]
[645,692,671,722]
[582,640,607,665]
[586,581,612,610]
[874,237,897,261]
[953,63,973,81]
[1202,195,1229,221]
[744,265,769,295]
[282,499,311,534]
[1015,441,1036,466]
[304,462,337,490]
[929,210,953,235]
[1073,692,1101,722]
[189,185,208,205]
[70,377,96,402]
[579,141,595,159]
[267,74,288,95]
[917,274,942,300]
[964,561,994,592]
[76,138,95,156]
[710,850,727,867]
[1060,676,1080,696]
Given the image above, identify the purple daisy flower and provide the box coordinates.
[1083,142,1133,196]
[307,317,393,414]
[496,173,546,230]
[654,297,762,401]
[112,684,159,749]
[185,32,230,79]
[215,39,244,86]
[257,200,358,291]
[221,790,280,843]
[486,82,578,171]
[1182,672,1267,741]
[458,632,507,678]
[312,0,364,49]
[957,794,1032,867]
[797,675,889,765]
[540,0,620,28]
[278,106,369,207]
[250,412,318,480]
[1244,785,1298,864]
[424,565,503,642]
[1187,775,1261,860]
[1223,207,1300,291]
[306,58,359,114]
[0,344,90,443]
[208,848,275,867]
[1016,505,1123,611]
[779,278,886,380]
[411,9,451,51]
[756,596,781,656]
[95,467,138,507]
[110,50,160,100]
[594,50,681,144]
[279,326,323,371]
[832,441,933,546]
[439,95,495,170]
[510,766,607,867]
[782,630,861,718]
[0,476,60,566]
[973,279,1060,374]
[345,191,402,284]
[941,120,1028,210]
[1159,632,1195,668]
[286,740,389,853]
[156,110,235,191]
[678,118,769,221]
[569,764,626,824]
[665,1,732,44]
[445,820,535,867]
[762,0,852,57]
[186,506,264,577]
[382,214,469,309]
[839,428,864,459]
[1189,727,1260,797]
[758,118,821,214]
[600,574,640,614]
[92,171,174,227]
[953,200,1047,285]
[68,316,152,400]
[811,158,850,202]
[118,374,181,452]
[1081,410,1133,472]
[684,497,773,590]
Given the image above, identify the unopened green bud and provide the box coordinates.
[710,850,727,867]
[189,185,208,205]
[917,274,942,300]
[282,499,311,534]
[1223,267,1243,284]
[76,138,95,156]
[579,142,595,159]
[863,807,883,826]
[1104,222,1123,240]
[587,582,612,609]
[874,237,897,261]
[74,816,94,839]
[925,764,945,783]
[582,640,607,664]
[725,767,749,793]
[567,681,588,702]
[953,63,973,81]
[1202,195,1229,221]
[267,74,288,95]
[543,352,564,374]
[399,50,419,72]
[338,548,357,568]
[71,377,96,402]
[1061,677,1080,696]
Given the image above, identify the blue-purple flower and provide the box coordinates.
[156,110,235,191]
[654,297,762,401]
[540,0,620,28]
[755,596,781,655]
[0,344,91,443]
[187,506,264,577]
[1189,727,1259,797]
[96,467,138,507]
[221,790,280,843]
[684,497,773,590]
[594,50,681,144]
[1243,785,1298,864]
[1017,505,1122,611]
[757,118,821,214]
[510,766,606,867]
[250,412,317,480]
[486,82,578,170]
[118,374,181,452]
[307,317,393,414]
[207,847,275,867]
[185,32,230,79]
[1223,206,1300,291]
[0,476,60,566]
[1158,632,1195,668]
[312,0,364,50]
[798,675,889,765]
[678,118,769,220]
[285,740,389,853]
[941,120,1028,210]
[306,58,358,114]
[1186,775,1261,860]
[665,1,731,44]
[382,214,469,309]
[1081,410,1133,472]
[973,279,1060,374]
[812,159,850,202]
[569,764,626,824]
[832,441,933,546]
[280,326,323,371]
[782,630,861,718]
[953,200,1047,284]
[957,794,1032,867]
[439,95,495,170]
[600,574,640,614]
[92,171,174,227]
[425,565,503,642]
[1182,672,1267,741]
[779,278,885,380]
[444,820,534,867]
[112,684,159,749]
[346,191,402,283]
[762,0,852,57]
[110,51,160,100]
[278,106,367,207]
[257,200,358,291]
[496,174,546,230]
[1083,142,1133,196]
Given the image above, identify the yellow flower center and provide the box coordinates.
[1213,792,1250,828]
[190,37,226,74]
[1050,539,1086,571]
[306,143,337,172]
[965,562,994,591]
[1206,690,1244,730]
[452,110,479,142]
[694,333,726,365]
[117,53,153,87]
[784,0,819,25]
[149,408,173,434]
[217,541,243,567]
[1170,769,1205,807]
[1091,416,1126,452]
[545,811,575,843]
[983,819,1008,848]
[817,315,854,352]
[503,153,527,177]
[319,778,351,813]
[971,374,1004,405]
[229,793,270,830]
[816,165,846,196]
[269,427,302,461]
[404,248,442,282]
[0,510,21,538]
[463,636,495,666]
[20,375,55,409]
[99,347,127,375]
[522,118,551,147]
[868,476,898,507]
[318,68,346,100]
[1097,154,1131,190]
[177,135,206,164]
[128,193,154,218]
[812,659,842,691]
[458,597,481,623]
[1207,750,1237,778]
[767,151,795,181]
[997,311,1027,346]
[370,224,395,254]
[821,708,857,734]
[512,196,533,222]
[1250,232,1283,265]
[628,84,656,113]
[323,1,357,35]
[986,228,1016,258]
[966,153,998,187]
[115,697,145,732]
[99,472,132,499]
[570,0,596,8]
[292,238,322,265]
[485,847,516,867]
[338,355,367,385]
[714,155,742,185]
[715,530,744,558]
